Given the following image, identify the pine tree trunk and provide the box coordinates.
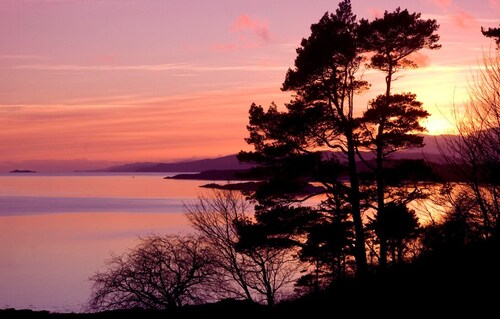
[376,141,387,268]
[346,130,367,274]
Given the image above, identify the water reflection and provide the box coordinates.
[0,173,201,312]
[0,212,191,312]
[0,196,187,216]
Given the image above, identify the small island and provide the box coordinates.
[165,169,251,181]
[200,181,262,192]
[9,169,36,173]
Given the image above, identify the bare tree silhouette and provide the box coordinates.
[185,189,298,306]
[88,234,215,312]
[438,49,499,239]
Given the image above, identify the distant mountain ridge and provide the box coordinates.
[97,155,253,172]
[95,135,454,173]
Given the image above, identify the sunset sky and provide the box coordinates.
[0,0,498,169]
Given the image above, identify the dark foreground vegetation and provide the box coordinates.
[3,238,498,318]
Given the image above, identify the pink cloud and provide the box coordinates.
[230,15,270,42]
[209,15,271,52]
[450,10,479,29]
[408,52,431,67]
[210,43,238,53]
[489,0,500,9]
[368,8,383,19]
[88,54,120,65]
[427,0,453,9]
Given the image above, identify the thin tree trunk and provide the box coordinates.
[377,63,392,268]
[346,129,367,274]
[376,135,387,268]
[397,240,404,263]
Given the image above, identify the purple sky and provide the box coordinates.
[0,0,498,168]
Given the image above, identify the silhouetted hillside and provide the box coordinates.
[164,169,251,180]
[95,135,453,173]
[9,169,36,173]
[276,239,499,317]
[3,238,497,318]
[97,155,253,172]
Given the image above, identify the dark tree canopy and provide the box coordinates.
[360,93,430,155]
[240,0,369,276]
[239,0,439,280]
[481,25,500,48]
[283,2,367,102]
[356,7,438,267]
[359,8,440,74]
[369,203,420,264]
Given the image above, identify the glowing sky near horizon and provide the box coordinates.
[0,0,498,163]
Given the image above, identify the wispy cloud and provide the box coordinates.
[14,63,190,71]
[427,0,453,9]
[450,10,479,29]
[0,85,289,162]
[87,53,120,65]
[408,52,432,67]
[489,0,499,9]
[211,14,272,52]
[231,15,270,42]
[209,43,238,53]
[368,8,383,19]
[191,65,285,72]
[0,54,46,60]
[14,62,286,73]
[425,13,497,26]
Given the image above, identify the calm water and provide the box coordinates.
[0,174,442,313]
[0,173,207,312]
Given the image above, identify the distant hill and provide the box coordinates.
[97,155,254,173]
[164,169,251,180]
[96,135,452,173]
[0,159,121,173]
[9,169,36,173]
